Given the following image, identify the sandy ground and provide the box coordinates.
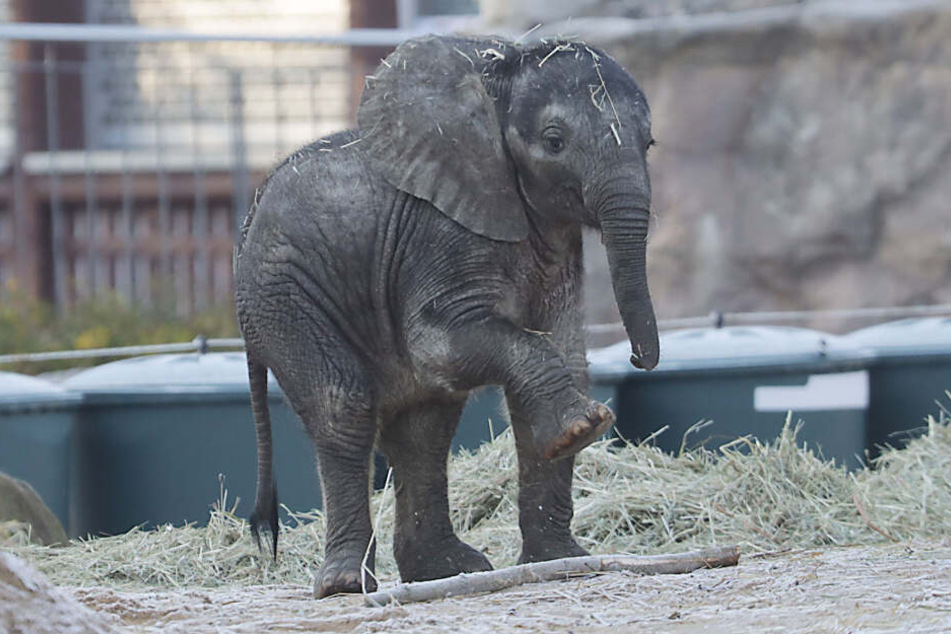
[63,540,950,633]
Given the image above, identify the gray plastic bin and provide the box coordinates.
[589,327,871,469]
[0,371,83,535]
[843,317,951,457]
[63,353,317,537]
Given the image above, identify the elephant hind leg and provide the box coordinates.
[269,343,379,599]
[311,412,378,598]
[381,395,493,583]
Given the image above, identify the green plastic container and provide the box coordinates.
[63,353,525,536]
[63,353,318,537]
[0,371,83,536]
[589,327,871,469]
[457,387,509,451]
[843,317,951,457]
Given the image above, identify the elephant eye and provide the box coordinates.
[542,130,565,154]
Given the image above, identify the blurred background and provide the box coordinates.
[0,0,948,357]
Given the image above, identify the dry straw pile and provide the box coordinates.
[3,409,949,590]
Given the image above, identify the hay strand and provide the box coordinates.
[852,492,899,543]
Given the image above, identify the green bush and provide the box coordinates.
[0,283,240,375]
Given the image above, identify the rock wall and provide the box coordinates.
[479,0,809,28]
[495,1,951,340]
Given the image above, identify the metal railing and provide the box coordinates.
[0,24,408,314]
[588,303,951,334]
[0,23,412,46]
[0,335,244,365]
[2,303,948,367]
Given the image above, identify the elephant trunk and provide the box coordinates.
[594,187,660,370]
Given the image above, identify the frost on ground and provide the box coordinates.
[64,541,951,633]
[2,414,950,632]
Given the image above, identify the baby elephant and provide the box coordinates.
[234,34,658,598]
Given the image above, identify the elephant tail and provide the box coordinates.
[247,353,279,560]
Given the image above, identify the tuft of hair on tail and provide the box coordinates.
[250,476,279,560]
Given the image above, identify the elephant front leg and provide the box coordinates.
[507,300,600,563]
[508,398,589,563]
[450,318,614,461]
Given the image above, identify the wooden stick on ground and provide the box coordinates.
[364,545,740,607]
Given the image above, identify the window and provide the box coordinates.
[418,0,478,16]
[397,0,479,30]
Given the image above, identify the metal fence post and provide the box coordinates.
[229,68,249,248]
[43,43,67,311]
[82,62,99,301]
[189,43,208,314]
[154,57,171,286]
[11,55,29,294]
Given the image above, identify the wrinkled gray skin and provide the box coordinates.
[234,35,659,599]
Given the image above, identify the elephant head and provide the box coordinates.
[358,36,659,370]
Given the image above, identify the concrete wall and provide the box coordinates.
[516,1,951,338]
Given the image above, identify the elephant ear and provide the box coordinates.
[357,35,528,242]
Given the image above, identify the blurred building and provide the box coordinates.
[0,0,476,312]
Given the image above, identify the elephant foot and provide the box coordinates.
[314,553,376,599]
[518,535,588,564]
[539,400,615,461]
[397,536,493,583]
